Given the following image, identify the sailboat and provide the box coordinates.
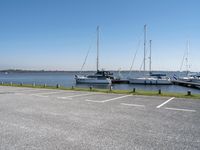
[75,26,112,84]
[174,41,200,83]
[129,25,171,85]
[175,40,194,82]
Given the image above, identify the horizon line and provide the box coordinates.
[0,69,198,72]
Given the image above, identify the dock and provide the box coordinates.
[172,80,200,88]
[112,79,130,84]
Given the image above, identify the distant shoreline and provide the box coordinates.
[0,69,184,73]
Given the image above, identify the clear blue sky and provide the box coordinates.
[0,0,199,71]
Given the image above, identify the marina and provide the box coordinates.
[0,71,200,94]
[0,24,194,92]
[1,1,200,149]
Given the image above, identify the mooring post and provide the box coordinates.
[158,89,161,94]
[56,84,60,88]
[89,86,92,91]
[109,85,112,92]
[187,90,191,96]
[133,88,136,93]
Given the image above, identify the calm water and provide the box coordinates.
[0,71,199,94]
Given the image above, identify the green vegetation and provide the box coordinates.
[0,83,200,99]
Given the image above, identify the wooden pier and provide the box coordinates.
[112,79,130,84]
[172,80,200,88]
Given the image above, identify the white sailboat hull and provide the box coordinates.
[129,78,172,85]
[178,77,193,82]
[75,76,111,84]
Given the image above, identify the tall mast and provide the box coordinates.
[186,40,190,76]
[97,26,99,71]
[149,40,152,74]
[144,24,147,72]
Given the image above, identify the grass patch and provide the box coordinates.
[0,83,200,99]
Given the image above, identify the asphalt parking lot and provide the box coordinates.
[0,86,199,150]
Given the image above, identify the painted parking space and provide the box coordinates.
[161,98,200,113]
[0,86,199,114]
[164,107,196,112]
[108,95,172,108]
[15,88,199,113]
[17,89,71,95]
[30,90,97,99]
[56,93,96,100]
[120,103,146,109]
[10,88,102,102]
[0,86,43,91]
[84,93,130,103]
[6,87,88,98]
[30,91,73,98]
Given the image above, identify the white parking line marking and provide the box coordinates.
[86,95,132,103]
[32,95,49,98]
[120,103,145,108]
[165,107,196,112]
[156,97,175,108]
[33,91,67,95]
[0,90,11,93]
[0,89,44,94]
[102,95,132,102]
[57,97,72,100]
[29,91,68,97]
[14,93,25,95]
[85,99,103,103]
[57,93,94,99]
[16,89,45,93]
